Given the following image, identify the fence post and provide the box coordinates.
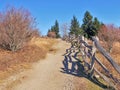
[88,37,98,77]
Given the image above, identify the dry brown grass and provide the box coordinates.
[96,42,120,76]
[73,77,103,90]
[95,41,120,89]
[0,37,56,82]
[30,37,57,52]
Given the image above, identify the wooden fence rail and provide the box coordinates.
[65,35,120,89]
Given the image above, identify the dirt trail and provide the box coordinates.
[3,39,103,90]
[12,39,76,90]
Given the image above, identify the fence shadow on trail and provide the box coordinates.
[60,49,108,89]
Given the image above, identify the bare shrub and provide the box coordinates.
[47,31,56,38]
[0,6,39,52]
[32,29,41,37]
[61,23,69,40]
[98,24,120,53]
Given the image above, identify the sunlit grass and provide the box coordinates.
[0,37,57,83]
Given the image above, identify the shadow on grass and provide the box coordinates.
[61,50,109,89]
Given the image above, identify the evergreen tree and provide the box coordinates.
[82,11,101,39]
[54,20,60,38]
[69,16,81,36]
[49,20,60,38]
[48,29,51,33]
[82,11,93,39]
[92,17,101,36]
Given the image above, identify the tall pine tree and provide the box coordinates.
[69,16,81,36]
[82,11,93,39]
[92,17,101,36]
[54,20,60,38]
[82,11,101,39]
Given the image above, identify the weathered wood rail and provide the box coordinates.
[65,35,120,89]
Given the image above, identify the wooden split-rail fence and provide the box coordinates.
[64,35,120,89]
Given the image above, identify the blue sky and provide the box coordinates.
[0,0,120,35]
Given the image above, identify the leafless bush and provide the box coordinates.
[61,23,69,40]
[47,31,56,38]
[98,24,120,53]
[32,29,41,37]
[0,6,39,52]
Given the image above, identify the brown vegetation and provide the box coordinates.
[0,6,56,85]
[96,41,120,74]
[61,23,68,40]
[97,24,120,88]
[98,24,120,53]
[95,41,120,89]
[47,31,56,38]
[0,6,39,52]
[0,37,56,82]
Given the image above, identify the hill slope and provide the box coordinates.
[10,39,102,90]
